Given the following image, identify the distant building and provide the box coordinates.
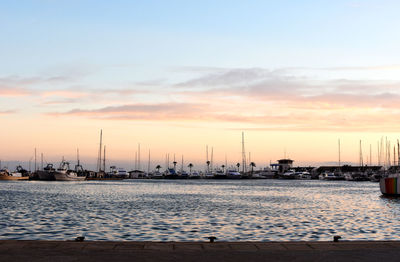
[276,159,294,174]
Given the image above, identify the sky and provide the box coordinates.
[1,0,400,171]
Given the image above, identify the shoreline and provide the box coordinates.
[1,240,400,261]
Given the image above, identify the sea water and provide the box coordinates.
[1,179,399,241]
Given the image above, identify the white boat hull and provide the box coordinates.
[54,172,85,181]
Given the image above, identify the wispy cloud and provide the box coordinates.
[0,86,32,97]
[48,103,208,121]
[11,66,400,132]
[0,110,17,115]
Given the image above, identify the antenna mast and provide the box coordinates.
[359,140,363,168]
[103,145,106,172]
[211,147,214,171]
[138,143,141,171]
[148,150,151,174]
[97,130,103,172]
[398,140,400,167]
[77,148,80,166]
[242,132,247,173]
[338,139,341,168]
[34,148,37,171]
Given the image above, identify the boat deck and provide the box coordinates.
[1,240,400,261]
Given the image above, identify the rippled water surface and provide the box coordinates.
[1,180,400,241]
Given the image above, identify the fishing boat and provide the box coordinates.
[54,161,86,181]
[0,168,29,180]
[37,163,56,180]
[108,166,129,179]
[380,174,400,196]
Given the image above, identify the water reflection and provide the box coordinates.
[0,180,399,241]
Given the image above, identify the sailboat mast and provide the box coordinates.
[147,150,150,174]
[242,132,246,173]
[34,148,37,171]
[138,143,141,171]
[98,129,103,172]
[103,145,106,172]
[338,139,341,168]
[134,151,137,170]
[181,155,184,172]
[77,148,80,166]
[398,139,400,167]
[225,153,227,173]
[249,152,251,165]
[211,147,213,171]
[359,140,363,168]
[206,145,209,172]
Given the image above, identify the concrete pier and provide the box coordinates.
[1,240,400,261]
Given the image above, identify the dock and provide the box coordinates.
[1,240,400,261]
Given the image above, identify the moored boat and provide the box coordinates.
[280,170,297,179]
[0,168,29,180]
[213,169,227,179]
[108,166,129,179]
[54,161,86,181]
[37,164,56,181]
[188,171,201,179]
[203,171,214,179]
[226,169,241,179]
[380,174,400,196]
[344,172,369,181]
[165,168,178,179]
[319,172,345,180]
[298,171,312,180]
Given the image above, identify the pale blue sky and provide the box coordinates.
[1,0,400,77]
[2,0,400,166]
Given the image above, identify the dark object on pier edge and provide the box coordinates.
[207,236,217,243]
[333,236,341,242]
[75,236,85,242]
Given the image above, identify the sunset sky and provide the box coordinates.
[1,0,400,170]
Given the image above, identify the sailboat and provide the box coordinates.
[380,140,400,195]
[204,146,214,179]
[87,130,123,180]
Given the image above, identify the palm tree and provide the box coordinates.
[206,160,211,172]
[250,162,256,173]
[156,165,161,172]
[221,165,225,173]
[236,162,240,172]
[188,163,193,173]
